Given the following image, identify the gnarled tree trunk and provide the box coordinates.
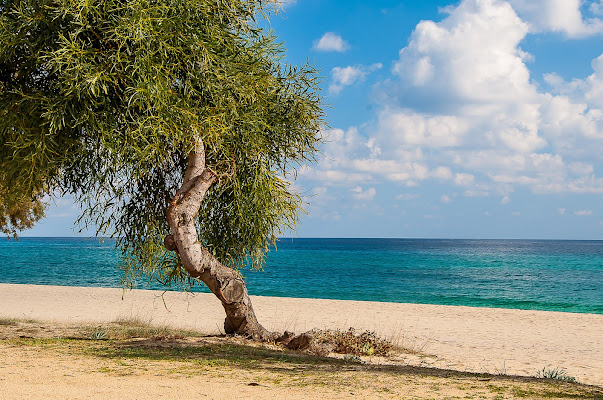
[166,138,275,341]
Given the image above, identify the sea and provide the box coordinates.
[0,237,601,314]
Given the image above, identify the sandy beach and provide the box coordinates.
[1,283,601,388]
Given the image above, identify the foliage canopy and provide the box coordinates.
[0,183,45,237]
[0,0,324,285]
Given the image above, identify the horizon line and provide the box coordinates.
[12,236,603,242]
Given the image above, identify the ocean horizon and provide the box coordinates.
[2,237,602,315]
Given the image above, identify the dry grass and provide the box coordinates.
[85,316,207,340]
[0,317,38,326]
[1,318,602,400]
[308,327,394,356]
[0,317,19,326]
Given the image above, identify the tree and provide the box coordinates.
[0,184,45,237]
[0,0,323,340]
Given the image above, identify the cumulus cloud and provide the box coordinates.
[300,127,433,186]
[300,0,603,199]
[541,56,603,158]
[384,0,545,156]
[558,208,566,215]
[391,0,534,109]
[329,63,382,94]
[454,173,475,187]
[351,186,377,200]
[500,196,511,205]
[377,111,468,148]
[440,195,452,203]
[312,32,350,52]
[508,0,603,37]
[431,166,453,180]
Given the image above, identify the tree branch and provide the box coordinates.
[183,136,205,185]
[173,137,216,207]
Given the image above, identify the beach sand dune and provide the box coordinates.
[1,283,601,386]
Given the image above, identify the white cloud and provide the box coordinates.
[500,196,511,205]
[558,208,566,215]
[454,173,475,187]
[511,211,521,216]
[591,1,603,16]
[509,0,603,37]
[352,159,430,183]
[391,0,534,109]
[384,0,545,156]
[440,195,452,203]
[351,186,376,200]
[302,127,437,186]
[540,57,603,158]
[377,110,468,148]
[574,210,593,216]
[329,63,382,94]
[431,166,453,180]
[312,32,350,52]
[300,0,603,200]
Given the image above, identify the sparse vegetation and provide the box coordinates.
[83,317,206,340]
[0,317,38,326]
[1,319,601,399]
[309,328,394,356]
[536,366,578,383]
[90,329,109,340]
[0,317,18,326]
[342,354,363,363]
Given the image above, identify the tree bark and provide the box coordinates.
[166,138,276,341]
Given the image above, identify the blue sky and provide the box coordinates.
[29,0,603,239]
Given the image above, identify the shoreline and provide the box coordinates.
[2,281,600,316]
[1,283,602,386]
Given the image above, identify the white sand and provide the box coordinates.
[1,283,601,386]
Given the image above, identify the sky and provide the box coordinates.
[28,0,603,239]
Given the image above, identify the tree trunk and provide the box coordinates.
[166,138,275,341]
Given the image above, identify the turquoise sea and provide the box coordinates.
[0,238,601,314]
